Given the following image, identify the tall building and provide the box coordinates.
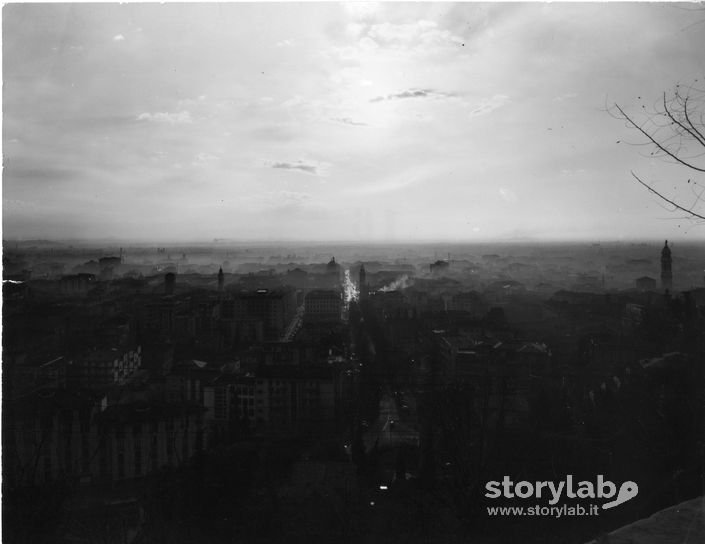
[326,257,340,276]
[661,240,672,291]
[217,267,224,293]
[99,256,121,280]
[233,288,297,341]
[325,257,342,288]
[358,264,367,300]
[304,289,343,322]
[165,272,176,295]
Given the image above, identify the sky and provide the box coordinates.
[3,2,705,243]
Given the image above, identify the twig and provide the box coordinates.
[631,171,705,221]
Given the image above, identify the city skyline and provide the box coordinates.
[3,2,705,243]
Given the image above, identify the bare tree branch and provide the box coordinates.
[611,80,705,222]
[631,171,705,221]
[663,93,705,148]
[682,95,705,146]
[613,103,705,173]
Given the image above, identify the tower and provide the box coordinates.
[358,264,367,300]
[326,256,342,288]
[164,272,176,295]
[660,240,672,292]
[218,267,224,293]
[326,257,340,276]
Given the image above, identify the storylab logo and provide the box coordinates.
[485,476,639,518]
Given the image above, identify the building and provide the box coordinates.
[164,272,176,295]
[358,264,368,300]
[635,276,656,291]
[60,273,97,296]
[430,259,450,275]
[233,288,297,341]
[661,240,672,291]
[99,256,122,281]
[435,333,549,429]
[143,298,176,336]
[304,289,342,322]
[326,257,341,281]
[484,279,526,303]
[165,359,220,405]
[202,364,336,435]
[4,390,205,487]
[255,366,336,431]
[71,346,142,390]
[202,372,252,444]
[449,291,486,316]
[11,355,70,393]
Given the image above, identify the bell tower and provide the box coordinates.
[358,264,367,300]
[660,240,672,291]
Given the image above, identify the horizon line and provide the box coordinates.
[3,236,700,247]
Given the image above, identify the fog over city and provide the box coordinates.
[3,3,705,544]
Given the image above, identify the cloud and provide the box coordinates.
[270,190,311,207]
[470,94,509,116]
[344,2,381,22]
[177,95,207,107]
[352,178,418,195]
[192,152,219,167]
[7,166,78,183]
[370,88,454,103]
[113,34,125,42]
[499,187,518,203]
[281,95,305,109]
[328,19,466,65]
[366,20,464,50]
[136,111,192,124]
[267,159,326,176]
[276,39,294,47]
[331,117,368,127]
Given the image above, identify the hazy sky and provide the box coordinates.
[3,2,705,242]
